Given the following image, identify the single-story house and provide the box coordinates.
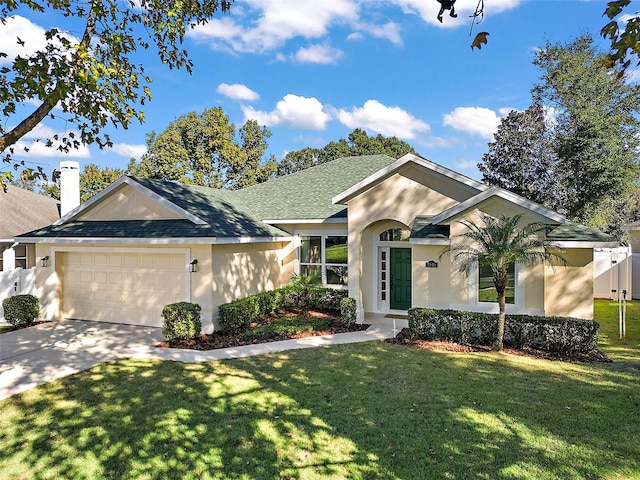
[18,153,617,330]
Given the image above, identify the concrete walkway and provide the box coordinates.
[0,316,407,401]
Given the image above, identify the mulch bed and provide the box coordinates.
[386,328,613,363]
[159,310,369,351]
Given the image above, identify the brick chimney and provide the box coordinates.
[60,161,80,217]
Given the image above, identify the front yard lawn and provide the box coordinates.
[0,300,638,479]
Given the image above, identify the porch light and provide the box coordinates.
[190,259,198,273]
[40,256,49,267]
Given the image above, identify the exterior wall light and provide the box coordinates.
[190,259,198,273]
[40,256,49,267]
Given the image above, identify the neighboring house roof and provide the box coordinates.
[234,155,396,221]
[0,185,60,240]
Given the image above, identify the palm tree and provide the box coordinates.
[442,213,566,351]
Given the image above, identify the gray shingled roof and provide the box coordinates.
[233,155,396,220]
[16,155,618,244]
[0,185,60,239]
[546,221,618,244]
[410,216,450,240]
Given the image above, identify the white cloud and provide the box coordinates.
[107,143,147,159]
[217,83,260,101]
[390,0,523,27]
[12,139,91,159]
[188,0,358,54]
[499,107,519,116]
[355,21,403,45]
[442,106,501,139]
[242,94,331,130]
[337,99,429,139]
[0,15,77,65]
[0,16,48,64]
[292,43,345,64]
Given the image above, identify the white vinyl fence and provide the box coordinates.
[0,267,36,322]
[593,247,632,300]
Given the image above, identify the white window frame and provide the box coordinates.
[297,231,348,289]
[467,260,526,313]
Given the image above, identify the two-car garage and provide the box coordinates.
[57,250,188,327]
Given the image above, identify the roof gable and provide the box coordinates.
[55,176,205,226]
[432,186,566,225]
[332,153,487,205]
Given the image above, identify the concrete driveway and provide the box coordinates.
[0,316,402,402]
[0,319,164,400]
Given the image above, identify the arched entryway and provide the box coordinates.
[361,220,413,313]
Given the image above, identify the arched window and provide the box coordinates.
[379,228,410,242]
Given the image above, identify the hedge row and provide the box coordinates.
[408,308,599,353]
[218,286,349,333]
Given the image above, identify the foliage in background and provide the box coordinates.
[2,294,39,328]
[277,128,415,176]
[127,108,277,190]
[0,0,234,188]
[42,163,125,203]
[479,34,640,237]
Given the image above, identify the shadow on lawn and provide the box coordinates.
[1,344,640,479]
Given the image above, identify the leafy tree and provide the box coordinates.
[478,101,557,208]
[469,0,640,72]
[533,34,640,233]
[128,108,276,189]
[0,0,233,187]
[442,214,566,351]
[277,128,415,176]
[43,163,125,203]
[480,34,640,236]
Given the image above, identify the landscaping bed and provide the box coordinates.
[159,310,369,350]
[386,328,613,363]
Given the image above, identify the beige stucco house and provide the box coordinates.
[18,153,617,331]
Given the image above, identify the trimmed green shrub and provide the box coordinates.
[309,288,348,312]
[218,296,260,333]
[408,308,599,353]
[218,286,349,333]
[243,316,332,341]
[2,294,39,328]
[162,302,202,340]
[256,290,281,316]
[340,297,357,327]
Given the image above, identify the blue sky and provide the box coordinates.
[2,0,630,181]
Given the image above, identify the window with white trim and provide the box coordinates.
[299,235,348,286]
[478,264,515,304]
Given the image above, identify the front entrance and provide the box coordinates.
[390,248,411,310]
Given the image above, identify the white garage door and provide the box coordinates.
[60,251,187,326]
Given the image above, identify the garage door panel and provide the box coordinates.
[61,252,187,326]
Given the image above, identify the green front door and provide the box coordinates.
[390,248,411,310]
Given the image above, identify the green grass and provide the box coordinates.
[0,301,639,479]
[594,298,640,364]
[0,326,12,334]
